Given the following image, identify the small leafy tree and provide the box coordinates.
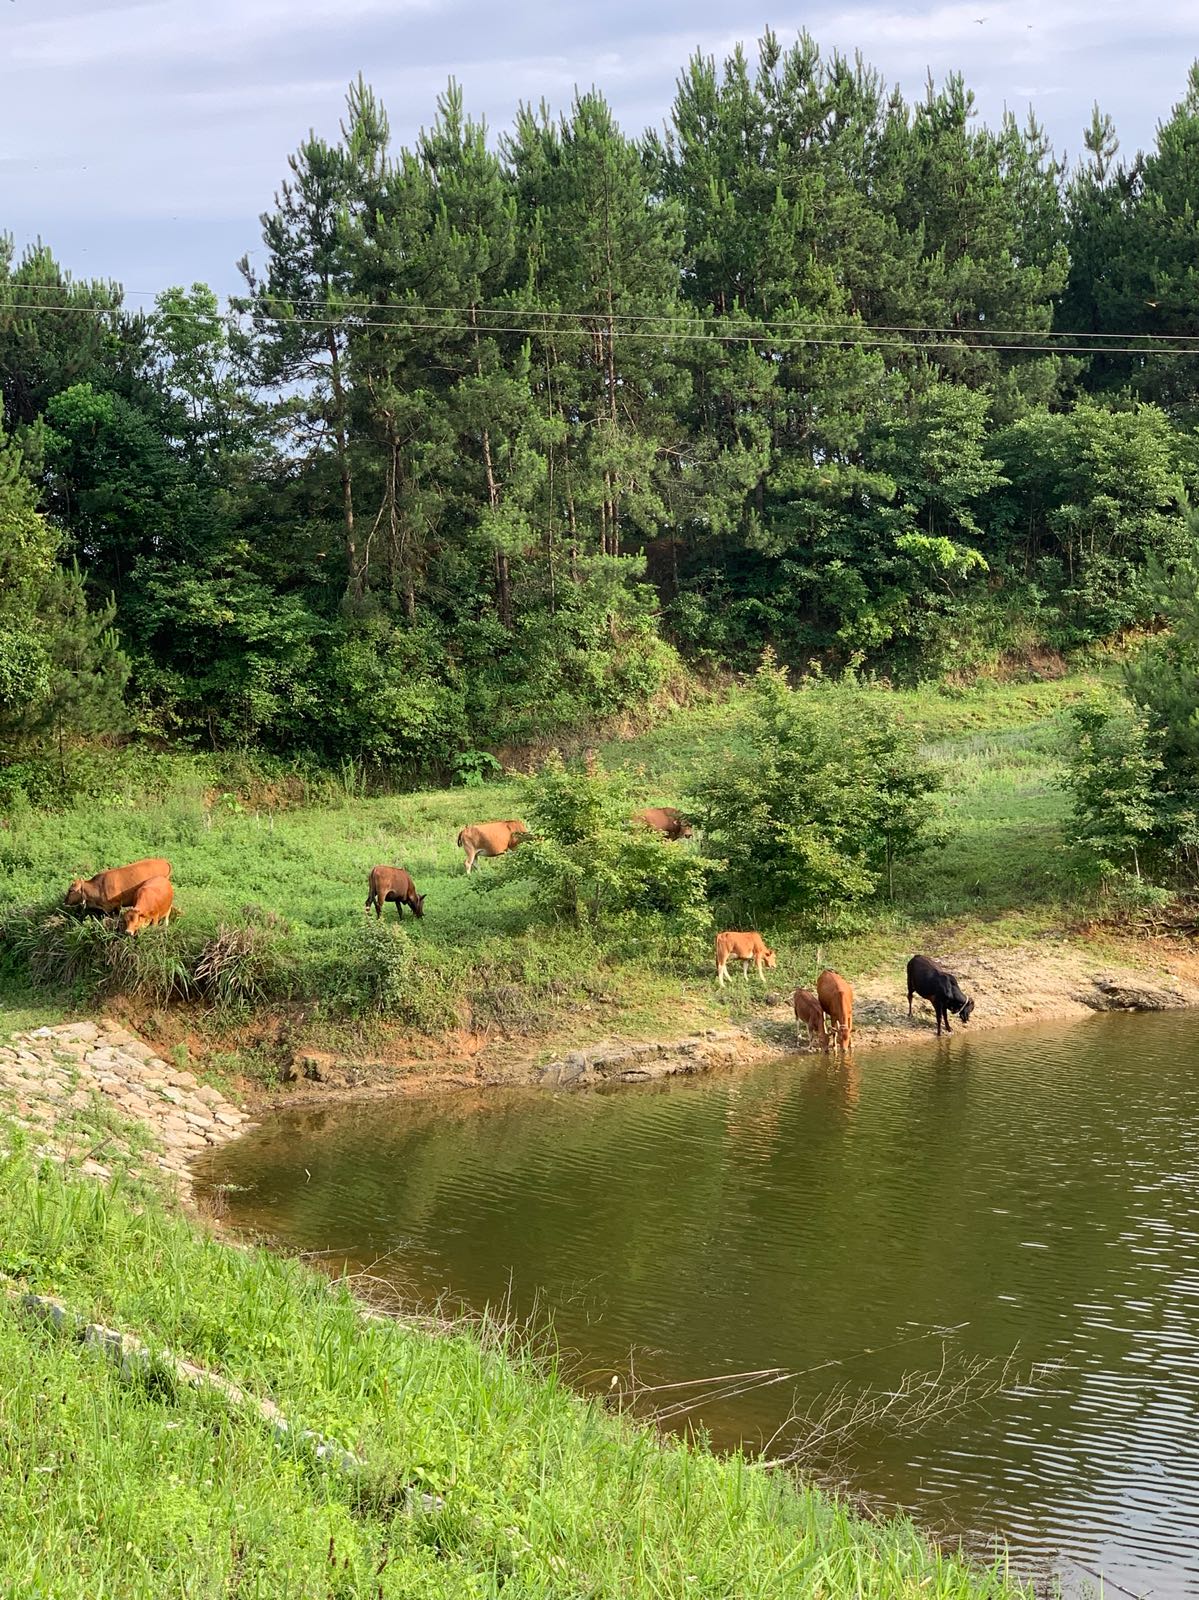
[506,754,711,946]
[689,660,941,927]
[1061,698,1163,889]
[0,428,129,769]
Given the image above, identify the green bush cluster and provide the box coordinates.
[1063,564,1199,902]
[691,662,943,930]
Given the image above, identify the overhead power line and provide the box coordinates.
[4,295,1199,357]
[5,292,1199,344]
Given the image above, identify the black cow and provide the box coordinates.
[907,955,975,1036]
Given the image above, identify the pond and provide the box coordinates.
[199,1011,1199,1597]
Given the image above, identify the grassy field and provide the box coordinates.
[0,672,1104,1073]
[0,1118,1029,1599]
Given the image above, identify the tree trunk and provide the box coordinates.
[325,324,360,599]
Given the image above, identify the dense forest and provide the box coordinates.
[5,32,1199,783]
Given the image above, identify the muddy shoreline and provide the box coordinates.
[252,934,1199,1110]
[4,936,1196,1195]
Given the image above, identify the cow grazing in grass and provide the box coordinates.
[792,987,828,1050]
[816,969,854,1050]
[715,931,777,986]
[456,819,529,874]
[365,865,426,920]
[117,876,174,936]
[907,954,975,1036]
[65,858,172,914]
[634,806,693,841]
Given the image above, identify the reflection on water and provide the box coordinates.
[200,1012,1199,1597]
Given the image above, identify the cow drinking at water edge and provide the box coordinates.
[816,969,854,1051]
[792,987,828,1050]
[907,954,975,1036]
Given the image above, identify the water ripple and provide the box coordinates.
[202,1010,1199,1598]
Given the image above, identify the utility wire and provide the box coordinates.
[3,292,1198,346]
[4,297,1199,357]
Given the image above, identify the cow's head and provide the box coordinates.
[118,907,144,937]
[763,948,778,969]
[677,819,694,839]
[957,995,975,1023]
[64,879,86,907]
[413,893,427,918]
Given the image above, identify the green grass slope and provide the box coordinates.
[0,1131,1027,1599]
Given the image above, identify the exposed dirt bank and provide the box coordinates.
[8,937,1197,1173]
[247,932,1199,1107]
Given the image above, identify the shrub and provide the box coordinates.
[689,659,941,928]
[320,921,461,1033]
[507,754,711,948]
[1061,697,1164,891]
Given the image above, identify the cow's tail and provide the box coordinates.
[456,828,466,848]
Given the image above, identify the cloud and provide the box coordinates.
[3,0,1197,294]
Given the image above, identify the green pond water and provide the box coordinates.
[199,1011,1199,1597]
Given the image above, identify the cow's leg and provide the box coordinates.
[717,957,728,987]
[742,959,751,981]
[756,956,766,982]
[908,989,914,1016]
[463,844,476,875]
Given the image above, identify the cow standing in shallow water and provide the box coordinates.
[792,987,828,1049]
[816,969,854,1051]
[715,931,776,986]
[365,866,426,919]
[907,954,975,1036]
[457,820,529,874]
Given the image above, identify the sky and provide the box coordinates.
[2,0,1196,306]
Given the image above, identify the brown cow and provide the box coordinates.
[65,857,172,914]
[365,865,426,920]
[792,987,829,1050]
[715,931,777,986]
[816,968,854,1051]
[456,819,529,875]
[118,876,174,936]
[634,806,693,841]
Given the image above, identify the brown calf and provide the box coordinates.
[792,987,829,1050]
[634,806,692,841]
[65,857,172,914]
[816,968,854,1050]
[456,819,529,875]
[118,876,174,936]
[715,931,777,986]
[365,865,426,920]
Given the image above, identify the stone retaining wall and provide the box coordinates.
[0,1019,250,1192]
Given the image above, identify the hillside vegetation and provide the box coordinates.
[0,673,1102,1072]
[6,39,1199,799]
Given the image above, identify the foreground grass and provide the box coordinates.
[0,1135,1027,1599]
[0,671,1104,1066]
